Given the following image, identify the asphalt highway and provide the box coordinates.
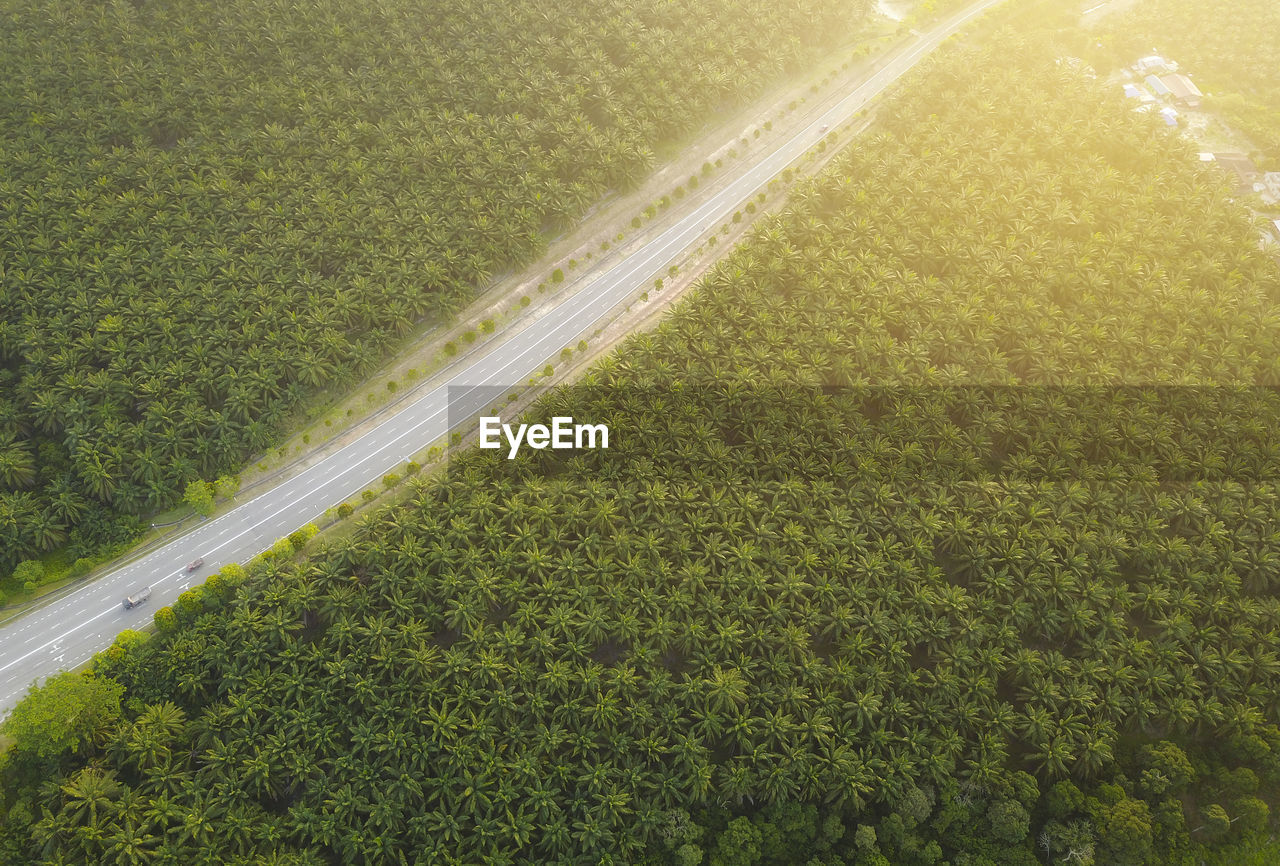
[0,0,1007,715]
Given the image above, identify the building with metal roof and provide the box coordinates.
[1160,74,1203,107]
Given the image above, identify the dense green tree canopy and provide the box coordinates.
[5,29,1280,866]
[0,672,123,761]
[0,0,867,574]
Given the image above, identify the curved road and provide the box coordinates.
[0,0,1006,714]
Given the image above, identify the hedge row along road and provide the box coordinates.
[0,0,1009,715]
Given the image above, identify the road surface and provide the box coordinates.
[0,0,1007,715]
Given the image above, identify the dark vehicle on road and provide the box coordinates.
[187,558,204,572]
[123,587,151,610]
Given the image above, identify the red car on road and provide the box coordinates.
[186,558,204,572]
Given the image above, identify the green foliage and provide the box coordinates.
[676,843,705,865]
[1140,742,1195,796]
[0,0,860,577]
[1231,797,1270,835]
[218,562,246,588]
[66,556,94,578]
[709,817,762,866]
[1045,781,1086,819]
[336,502,354,519]
[986,800,1029,843]
[7,30,1280,866]
[1200,803,1232,838]
[213,475,240,501]
[182,480,215,517]
[11,560,43,587]
[152,606,177,633]
[1199,836,1280,866]
[1093,796,1154,864]
[175,588,204,621]
[0,672,123,760]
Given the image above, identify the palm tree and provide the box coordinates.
[58,768,123,829]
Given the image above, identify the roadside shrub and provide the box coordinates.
[218,563,247,589]
[13,560,44,587]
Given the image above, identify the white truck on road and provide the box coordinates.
[123,587,151,610]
